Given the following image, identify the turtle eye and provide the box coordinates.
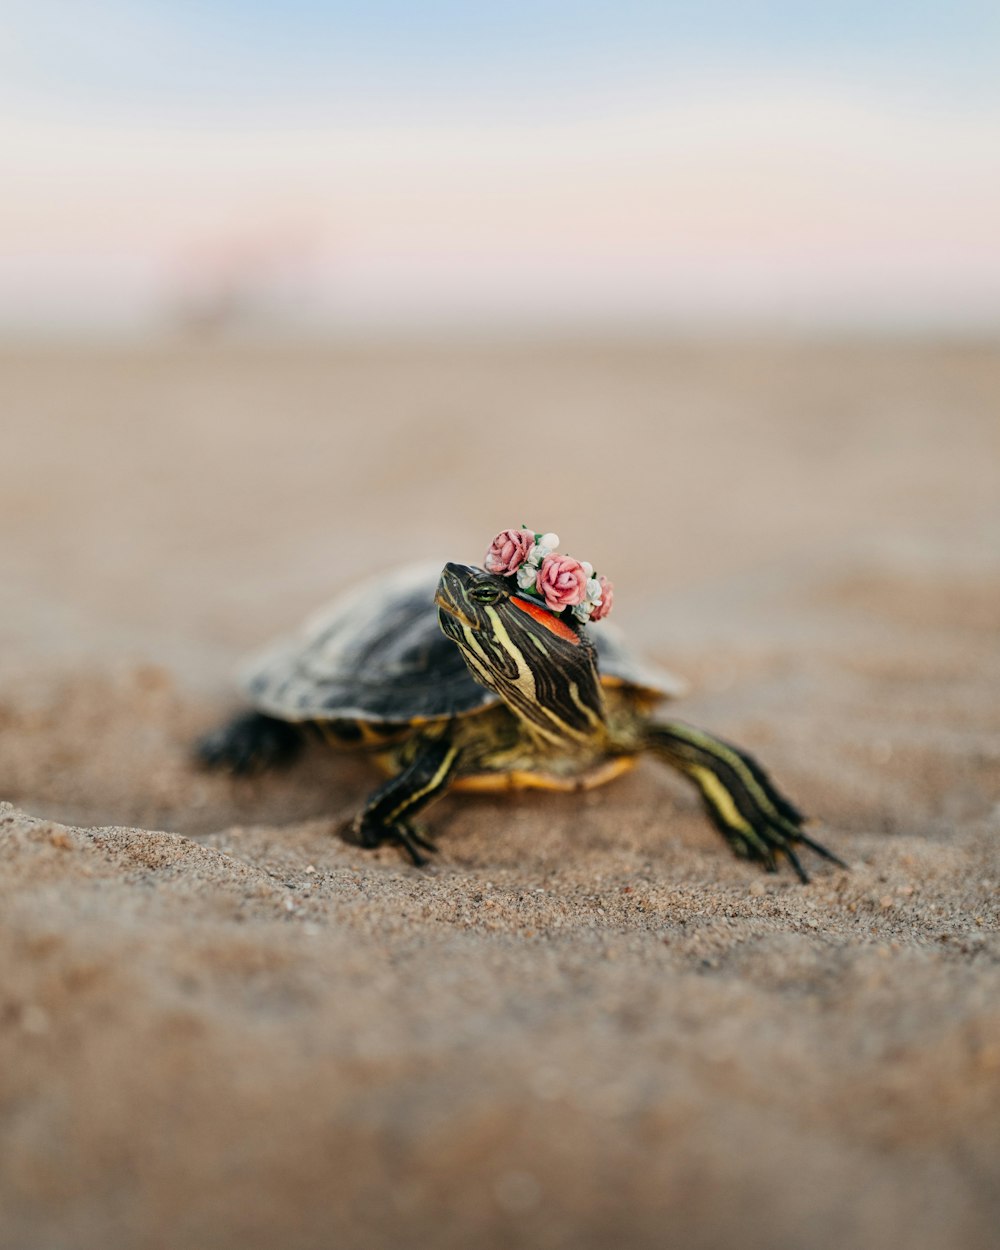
[469,583,501,605]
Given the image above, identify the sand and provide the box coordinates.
[1,338,998,1250]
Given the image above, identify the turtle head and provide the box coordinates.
[435,562,606,745]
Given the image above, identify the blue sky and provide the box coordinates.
[7,0,999,121]
[2,1,999,332]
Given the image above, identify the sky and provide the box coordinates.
[2,1,999,334]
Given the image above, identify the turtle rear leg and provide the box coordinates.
[195,710,303,776]
[351,735,461,866]
[646,721,847,882]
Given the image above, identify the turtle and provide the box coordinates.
[196,557,845,880]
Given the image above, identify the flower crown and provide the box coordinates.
[483,527,614,624]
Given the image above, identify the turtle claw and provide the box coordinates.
[795,829,850,870]
[722,811,846,884]
[405,825,438,855]
[782,844,809,885]
[711,779,831,883]
[351,815,438,867]
[391,822,438,867]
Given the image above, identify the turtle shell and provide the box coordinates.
[242,561,686,725]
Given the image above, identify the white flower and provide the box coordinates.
[572,602,594,621]
[580,561,594,579]
[585,577,602,604]
[516,563,539,591]
[539,532,560,552]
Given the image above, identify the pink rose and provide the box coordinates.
[536,553,587,611]
[484,528,535,575]
[589,575,614,621]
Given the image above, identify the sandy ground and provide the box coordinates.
[1,339,998,1250]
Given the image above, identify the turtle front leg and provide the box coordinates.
[351,735,461,867]
[645,721,846,882]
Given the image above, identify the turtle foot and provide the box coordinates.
[722,813,847,884]
[195,711,303,776]
[647,721,848,883]
[349,814,439,868]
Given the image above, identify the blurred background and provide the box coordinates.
[3,1,1000,337]
[3,1,998,682]
[2,0,998,680]
[1,0,1000,685]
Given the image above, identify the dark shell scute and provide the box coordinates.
[241,563,499,724]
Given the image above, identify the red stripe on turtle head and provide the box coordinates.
[510,595,581,644]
